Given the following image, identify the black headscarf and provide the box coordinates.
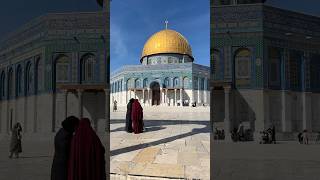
[61,116,80,133]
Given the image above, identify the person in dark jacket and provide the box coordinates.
[9,122,22,158]
[125,98,135,133]
[51,116,79,180]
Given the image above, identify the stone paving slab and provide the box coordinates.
[110,107,210,179]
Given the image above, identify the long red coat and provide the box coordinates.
[68,118,106,180]
[131,100,144,134]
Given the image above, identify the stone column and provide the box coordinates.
[281,90,291,132]
[180,88,183,107]
[78,89,83,119]
[302,92,312,131]
[189,90,194,107]
[161,88,164,106]
[204,77,208,104]
[174,89,177,106]
[134,89,137,99]
[165,89,168,106]
[126,90,128,105]
[142,89,145,105]
[148,88,150,106]
[64,90,68,119]
[224,86,231,139]
[104,88,110,133]
[52,92,56,132]
[198,77,201,104]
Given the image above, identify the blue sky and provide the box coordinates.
[110,0,210,71]
[0,0,100,42]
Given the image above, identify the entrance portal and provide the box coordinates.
[150,81,160,106]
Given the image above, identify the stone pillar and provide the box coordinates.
[224,86,231,139]
[204,77,208,104]
[104,88,110,132]
[189,90,194,107]
[52,92,56,132]
[64,90,68,119]
[180,88,183,107]
[174,89,177,106]
[281,90,291,132]
[134,89,137,99]
[302,92,312,131]
[198,77,201,104]
[165,89,168,106]
[161,88,164,106]
[126,90,128,105]
[147,88,150,106]
[78,89,83,119]
[142,89,145,105]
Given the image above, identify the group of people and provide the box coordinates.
[260,126,276,144]
[9,116,106,180]
[51,116,106,180]
[125,98,144,134]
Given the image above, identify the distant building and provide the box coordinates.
[0,0,109,137]
[211,0,320,140]
[111,27,210,107]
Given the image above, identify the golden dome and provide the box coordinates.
[141,29,193,61]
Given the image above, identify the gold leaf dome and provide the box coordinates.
[141,29,193,61]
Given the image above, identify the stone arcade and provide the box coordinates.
[0,0,109,138]
[211,0,320,140]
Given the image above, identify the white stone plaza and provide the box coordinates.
[110,106,210,179]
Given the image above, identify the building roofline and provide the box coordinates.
[0,11,102,45]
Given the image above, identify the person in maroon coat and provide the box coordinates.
[131,99,144,134]
[68,118,106,180]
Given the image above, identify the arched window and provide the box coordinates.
[8,69,13,98]
[143,78,148,88]
[127,78,135,89]
[81,54,95,82]
[26,62,33,94]
[200,78,205,90]
[288,51,302,90]
[56,55,71,83]
[173,77,179,87]
[16,65,23,96]
[183,77,189,88]
[135,79,140,88]
[164,77,170,88]
[268,47,281,88]
[36,58,43,92]
[0,72,5,99]
[235,48,251,87]
[193,77,198,90]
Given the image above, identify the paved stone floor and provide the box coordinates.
[1,106,319,180]
[110,106,210,180]
[0,134,107,180]
[212,141,320,180]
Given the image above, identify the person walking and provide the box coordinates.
[9,122,22,158]
[113,100,118,112]
[131,99,144,134]
[51,116,79,180]
[125,98,134,133]
[68,118,106,180]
